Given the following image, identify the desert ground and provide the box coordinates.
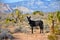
[9,26,49,40]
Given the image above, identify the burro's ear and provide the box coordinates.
[29,16,31,18]
[27,16,28,18]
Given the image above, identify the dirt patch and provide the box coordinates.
[13,33,48,40]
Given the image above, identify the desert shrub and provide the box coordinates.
[55,30,60,35]
[44,24,50,33]
[48,34,58,40]
[0,29,10,33]
[0,32,14,40]
[54,25,60,35]
[0,29,14,40]
[0,28,1,33]
[32,11,44,16]
[14,27,21,33]
[0,28,14,34]
[56,11,60,22]
[14,25,30,33]
[5,18,10,24]
[0,30,1,33]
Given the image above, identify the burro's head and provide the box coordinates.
[27,16,31,21]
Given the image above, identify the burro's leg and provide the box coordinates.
[39,24,44,33]
[40,28,43,33]
[39,26,41,33]
[41,25,44,33]
[31,27,33,34]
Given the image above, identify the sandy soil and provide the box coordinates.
[7,25,49,40]
[12,32,49,40]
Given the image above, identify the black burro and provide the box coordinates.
[27,16,44,34]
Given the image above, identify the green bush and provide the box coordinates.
[48,34,58,40]
[54,25,60,35]
[55,30,60,35]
